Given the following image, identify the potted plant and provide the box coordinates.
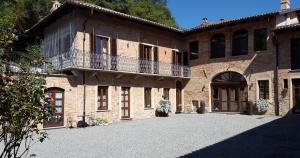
[156,99,171,117]
[196,100,206,114]
[256,99,270,115]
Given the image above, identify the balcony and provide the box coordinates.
[46,49,191,78]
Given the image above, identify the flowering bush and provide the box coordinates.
[256,99,270,113]
[156,100,172,116]
[95,118,109,126]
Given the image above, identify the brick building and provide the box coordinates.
[27,0,300,128]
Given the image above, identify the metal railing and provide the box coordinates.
[46,49,191,77]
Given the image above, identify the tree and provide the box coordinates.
[87,0,177,27]
[0,67,48,158]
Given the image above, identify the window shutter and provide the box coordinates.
[154,47,158,62]
[110,38,117,56]
[90,33,95,53]
[139,44,144,60]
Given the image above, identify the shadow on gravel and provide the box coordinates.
[180,115,300,158]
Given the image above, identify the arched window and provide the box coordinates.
[211,34,225,58]
[44,88,64,128]
[232,30,248,56]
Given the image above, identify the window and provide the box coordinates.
[144,88,152,108]
[254,28,267,51]
[97,86,108,110]
[258,80,269,99]
[232,30,248,56]
[163,88,170,100]
[189,41,199,60]
[284,79,288,89]
[291,38,300,70]
[211,34,225,58]
[96,36,109,54]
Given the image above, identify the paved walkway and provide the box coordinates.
[27,113,300,158]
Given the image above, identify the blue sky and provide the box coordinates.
[167,0,300,29]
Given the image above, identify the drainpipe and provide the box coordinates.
[78,9,93,127]
[273,31,280,116]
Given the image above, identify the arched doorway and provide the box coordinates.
[211,72,248,112]
[44,88,65,128]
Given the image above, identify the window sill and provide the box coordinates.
[254,50,269,53]
[96,110,111,112]
[144,108,154,110]
[289,69,300,73]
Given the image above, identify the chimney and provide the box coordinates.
[202,18,208,24]
[50,1,62,12]
[280,0,291,11]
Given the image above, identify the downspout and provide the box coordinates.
[273,31,280,116]
[79,9,93,127]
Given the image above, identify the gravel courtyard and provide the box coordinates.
[28,113,300,158]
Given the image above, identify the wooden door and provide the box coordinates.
[220,88,228,111]
[139,44,152,73]
[172,51,182,76]
[293,80,300,114]
[176,81,182,113]
[229,88,239,112]
[121,87,130,119]
[95,36,109,69]
[44,88,64,128]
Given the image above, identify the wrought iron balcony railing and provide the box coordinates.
[46,49,191,78]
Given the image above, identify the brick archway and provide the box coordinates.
[211,71,248,112]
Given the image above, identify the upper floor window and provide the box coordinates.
[189,41,199,60]
[254,28,267,52]
[232,30,248,56]
[211,34,225,58]
[97,86,109,111]
[258,80,269,100]
[96,36,109,54]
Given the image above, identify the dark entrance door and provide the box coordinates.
[44,88,64,128]
[176,81,182,113]
[121,87,130,119]
[291,38,300,70]
[211,72,247,112]
[293,79,300,114]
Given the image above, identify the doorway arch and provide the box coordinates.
[211,71,248,112]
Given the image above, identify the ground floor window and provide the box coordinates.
[98,86,108,110]
[163,88,170,100]
[258,80,269,100]
[144,88,152,108]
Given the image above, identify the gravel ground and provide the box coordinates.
[26,113,293,158]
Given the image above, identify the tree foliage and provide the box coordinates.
[0,70,48,158]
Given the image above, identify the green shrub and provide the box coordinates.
[95,118,109,126]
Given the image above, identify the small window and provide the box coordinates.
[163,88,170,100]
[254,28,267,51]
[232,30,248,56]
[144,88,152,108]
[211,34,225,58]
[97,86,109,110]
[189,41,199,60]
[258,80,269,99]
[284,79,288,89]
